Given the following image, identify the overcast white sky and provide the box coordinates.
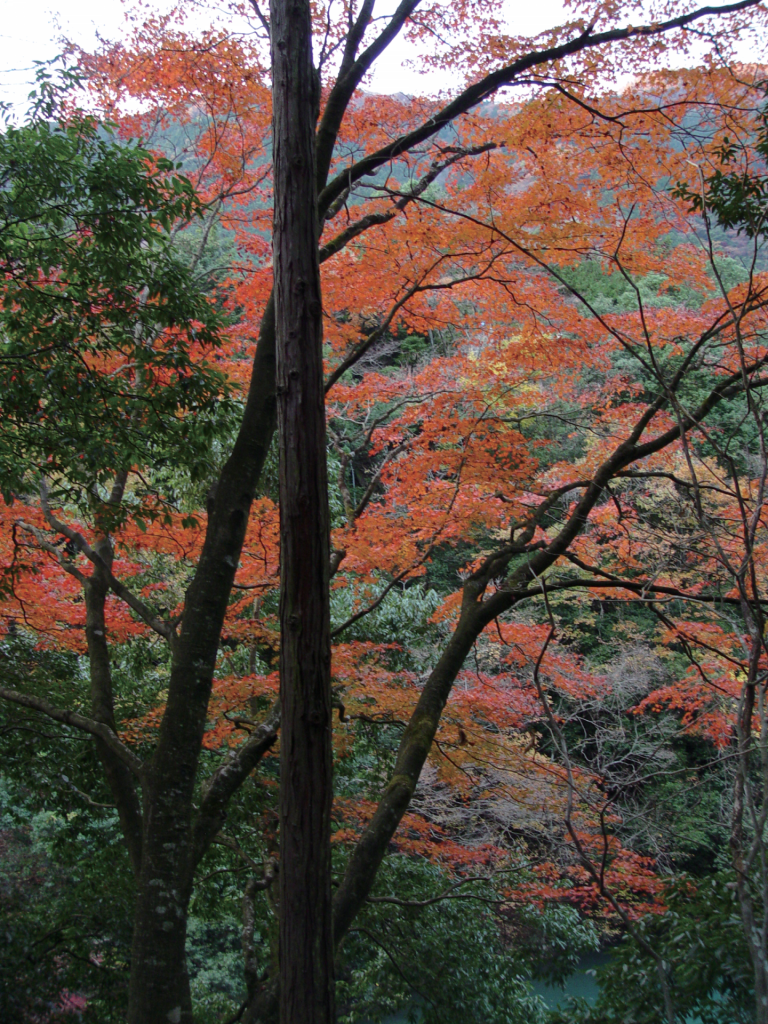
[0,0,570,109]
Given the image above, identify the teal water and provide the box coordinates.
[368,954,606,1022]
[530,951,605,1009]
[370,953,715,1022]
[531,953,712,1024]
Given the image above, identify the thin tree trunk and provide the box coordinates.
[84,538,144,876]
[86,567,196,1024]
[270,1,335,1022]
[731,679,768,1024]
[83,527,195,1023]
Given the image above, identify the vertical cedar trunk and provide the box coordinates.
[270,1,335,1023]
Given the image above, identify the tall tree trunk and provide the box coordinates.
[270,2,335,1023]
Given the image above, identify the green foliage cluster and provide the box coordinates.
[559,254,747,316]
[552,873,752,1024]
[337,857,599,1024]
[674,87,768,241]
[0,778,133,1022]
[0,634,134,1019]
[0,65,233,515]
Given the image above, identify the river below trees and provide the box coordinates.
[530,951,605,1009]
[368,950,717,1022]
[371,953,605,1022]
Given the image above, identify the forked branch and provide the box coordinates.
[0,686,144,776]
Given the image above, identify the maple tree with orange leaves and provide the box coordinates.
[2,2,768,1022]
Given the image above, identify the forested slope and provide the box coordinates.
[1,3,768,1021]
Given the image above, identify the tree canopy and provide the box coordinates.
[1,3,768,1023]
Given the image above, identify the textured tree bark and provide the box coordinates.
[127,790,196,1024]
[270,1,335,1023]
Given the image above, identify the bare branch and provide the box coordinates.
[248,0,271,38]
[36,483,177,641]
[366,865,529,909]
[0,686,143,776]
[192,701,281,868]
[316,0,422,190]
[318,0,764,215]
[319,143,497,262]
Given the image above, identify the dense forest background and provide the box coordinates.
[1,0,768,1021]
